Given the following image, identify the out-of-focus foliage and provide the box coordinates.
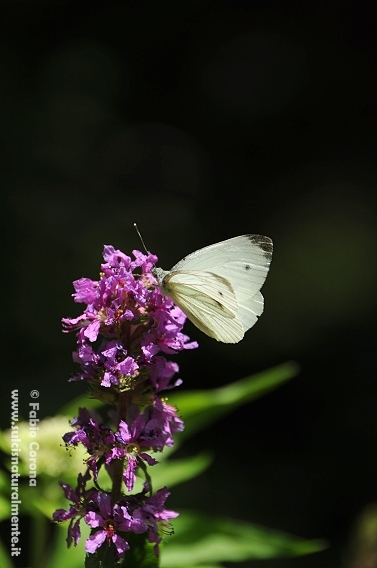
[0,363,328,567]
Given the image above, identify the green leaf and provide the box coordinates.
[0,470,12,521]
[57,394,105,418]
[84,540,123,568]
[160,510,327,567]
[85,553,102,568]
[0,468,8,489]
[45,522,89,568]
[0,494,9,522]
[81,532,159,568]
[0,537,15,568]
[164,565,222,568]
[168,362,299,443]
[119,533,159,568]
[147,452,213,491]
[0,417,88,487]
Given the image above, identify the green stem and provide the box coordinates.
[111,391,130,502]
[111,457,125,503]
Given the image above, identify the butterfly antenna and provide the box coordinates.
[134,223,149,254]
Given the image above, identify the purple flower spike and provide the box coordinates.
[55,243,193,561]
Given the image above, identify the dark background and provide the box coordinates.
[2,1,377,567]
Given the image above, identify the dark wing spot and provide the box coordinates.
[247,234,273,258]
[219,291,224,296]
[245,264,251,270]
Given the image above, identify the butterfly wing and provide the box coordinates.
[162,270,245,343]
[170,235,273,335]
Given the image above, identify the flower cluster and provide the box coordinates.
[53,245,197,562]
[53,475,178,558]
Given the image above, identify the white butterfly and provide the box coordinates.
[152,234,273,343]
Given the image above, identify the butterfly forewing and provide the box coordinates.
[171,235,272,273]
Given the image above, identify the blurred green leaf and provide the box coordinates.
[84,539,124,568]
[0,537,15,568]
[161,510,327,567]
[45,522,89,568]
[0,495,9,523]
[171,566,221,568]
[168,362,299,442]
[119,533,159,568]
[58,395,105,418]
[151,452,213,489]
[0,470,10,522]
[133,452,213,494]
[0,417,87,483]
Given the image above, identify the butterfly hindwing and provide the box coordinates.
[163,270,238,316]
[164,274,244,343]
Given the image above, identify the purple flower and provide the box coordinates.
[150,397,184,445]
[84,492,146,559]
[100,341,139,388]
[116,415,160,492]
[63,408,116,480]
[149,356,182,391]
[133,486,179,555]
[52,470,96,547]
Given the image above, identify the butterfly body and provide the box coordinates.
[153,234,273,343]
